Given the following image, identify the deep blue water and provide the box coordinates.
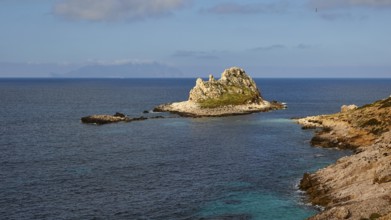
[1,78,390,220]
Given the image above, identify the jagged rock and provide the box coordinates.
[309,207,350,220]
[154,67,285,117]
[296,97,391,219]
[341,104,358,113]
[189,67,262,106]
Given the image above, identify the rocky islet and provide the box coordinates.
[81,112,162,125]
[154,67,285,117]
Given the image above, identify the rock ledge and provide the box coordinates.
[296,97,391,219]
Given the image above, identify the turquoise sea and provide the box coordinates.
[1,78,390,219]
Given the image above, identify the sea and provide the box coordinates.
[1,78,390,220]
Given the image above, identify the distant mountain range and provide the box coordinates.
[0,61,183,78]
[56,62,183,78]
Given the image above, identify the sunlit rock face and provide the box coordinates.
[188,67,263,108]
[153,66,285,117]
[296,96,391,220]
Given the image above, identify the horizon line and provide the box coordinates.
[1,76,391,80]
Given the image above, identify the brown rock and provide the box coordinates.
[81,113,128,124]
[81,113,149,125]
[295,97,391,219]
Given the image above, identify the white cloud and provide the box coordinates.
[309,0,391,10]
[53,0,189,22]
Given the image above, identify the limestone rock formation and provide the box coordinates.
[340,104,358,113]
[296,96,391,219]
[154,67,284,117]
[188,67,263,107]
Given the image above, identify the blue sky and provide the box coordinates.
[1,0,391,77]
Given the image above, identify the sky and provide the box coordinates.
[0,0,391,78]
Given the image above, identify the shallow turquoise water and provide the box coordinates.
[198,181,317,220]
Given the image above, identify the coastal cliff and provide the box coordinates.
[296,97,391,219]
[154,67,284,117]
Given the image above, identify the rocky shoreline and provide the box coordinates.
[296,97,391,220]
[154,100,284,117]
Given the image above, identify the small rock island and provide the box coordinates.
[81,112,149,125]
[296,96,391,220]
[154,67,284,117]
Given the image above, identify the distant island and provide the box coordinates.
[296,96,391,219]
[154,67,285,117]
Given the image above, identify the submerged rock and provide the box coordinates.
[155,67,285,117]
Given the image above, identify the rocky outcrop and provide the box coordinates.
[340,104,358,113]
[155,67,285,117]
[188,67,262,106]
[81,112,157,125]
[296,97,391,219]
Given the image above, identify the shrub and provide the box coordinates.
[361,118,381,127]
[369,213,382,220]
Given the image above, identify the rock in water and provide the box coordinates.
[81,113,148,125]
[154,67,285,117]
[81,113,129,125]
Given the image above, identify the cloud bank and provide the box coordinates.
[53,0,188,22]
[203,2,288,14]
[309,0,391,10]
[63,61,182,77]
[172,50,219,59]
[249,44,312,52]
[250,44,286,51]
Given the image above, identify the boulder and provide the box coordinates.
[341,104,358,113]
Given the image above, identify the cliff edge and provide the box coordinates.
[154,67,284,117]
[296,96,391,220]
